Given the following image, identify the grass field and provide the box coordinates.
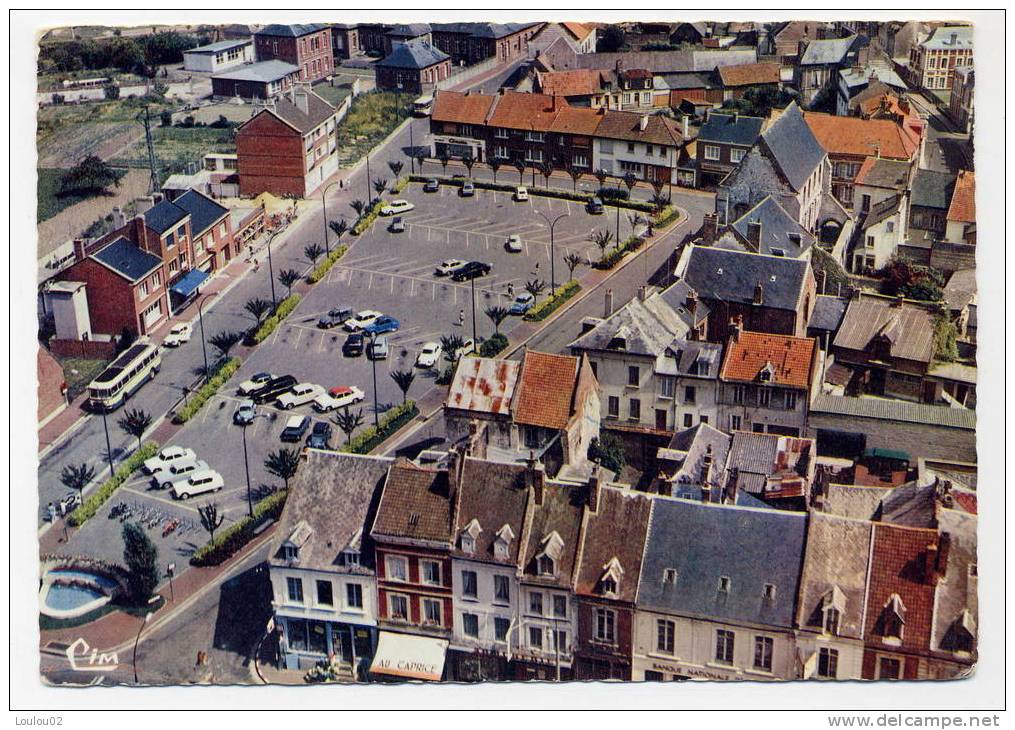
[335,90,412,167]
[37,168,116,223]
[312,83,353,108]
[59,357,110,401]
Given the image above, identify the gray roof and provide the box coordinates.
[143,199,189,235]
[799,35,858,66]
[657,279,711,328]
[922,26,973,50]
[807,294,848,333]
[185,39,252,55]
[861,194,904,231]
[663,423,731,500]
[838,63,907,91]
[638,499,807,629]
[173,189,228,237]
[810,393,976,430]
[377,40,449,70]
[681,245,810,312]
[760,102,826,191]
[729,195,815,257]
[387,23,432,37]
[92,237,162,282]
[270,451,393,572]
[265,93,336,134]
[573,49,755,75]
[931,508,978,656]
[833,294,936,363]
[658,72,716,90]
[698,112,764,147]
[568,291,690,358]
[212,60,300,83]
[430,22,540,39]
[822,483,892,520]
[256,23,328,38]
[857,158,911,191]
[943,268,977,311]
[911,169,956,210]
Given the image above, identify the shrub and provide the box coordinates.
[67,441,160,527]
[351,200,383,235]
[391,177,409,194]
[592,234,644,270]
[190,489,288,567]
[524,280,581,322]
[342,401,418,455]
[597,186,629,201]
[406,175,655,212]
[653,206,681,228]
[589,434,626,474]
[251,294,301,344]
[307,245,348,284]
[479,332,509,357]
[932,312,959,363]
[172,358,241,424]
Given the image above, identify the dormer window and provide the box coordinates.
[758,362,775,383]
[535,531,563,578]
[341,549,360,567]
[824,607,841,636]
[460,518,482,556]
[881,593,906,644]
[718,575,731,593]
[946,609,976,654]
[538,555,556,576]
[662,568,678,585]
[599,557,624,597]
[282,544,299,562]
[493,524,515,560]
[461,535,476,554]
[763,583,776,601]
[601,576,618,595]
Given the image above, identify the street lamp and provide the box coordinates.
[196,293,213,380]
[266,230,279,309]
[365,151,372,207]
[132,611,153,685]
[321,180,341,256]
[367,332,380,429]
[99,409,115,479]
[535,211,569,294]
[240,412,269,518]
[469,274,479,347]
[166,563,176,603]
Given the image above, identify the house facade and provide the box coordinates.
[795,35,867,105]
[694,112,764,189]
[171,189,235,272]
[183,39,254,73]
[948,67,974,134]
[374,41,452,95]
[908,26,973,93]
[254,23,334,83]
[430,22,543,65]
[210,60,301,100]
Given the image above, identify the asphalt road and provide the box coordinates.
[907,91,973,174]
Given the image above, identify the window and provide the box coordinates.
[529,626,543,649]
[718,576,731,593]
[460,534,475,554]
[388,593,408,621]
[462,613,479,638]
[422,598,442,625]
[601,576,618,595]
[462,570,478,599]
[785,391,798,411]
[731,148,746,163]
[684,385,696,404]
[758,388,771,407]
[645,144,653,157]
[386,555,408,582]
[341,550,360,567]
[282,544,298,561]
[629,398,641,421]
[703,145,721,161]
[346,583,363,610]
[537,555,555,576]
[818,648,839,678]
[763,584,776,601]
[662,568,678,584]
[315,580,333,606]
[627,141,635,152]
[628,365,640,386]
[730,415,742,431]
[886,221,895,233]
[553,595,567,619]
[595,608,616,643]
[495,128,509,139]
[286,577,304,603]
[715,630,735,664]
[865,234,876,249]
[421,559,441,586]
[732,385,745,405]
[494,617,510,642]
[493,575,510,603]
[151,272,161,287]
[656,619,675,654]
[554,630,568,653]
[176,225,187,241]
[573,153,589,168]
[659,377,675,399]
[524,131,545,142]
[878,657,901,680]
[529,592,544,616]
[824,608,841,636]
[608,396,620,418]
[683,413,693,428]
[754,636,774,671]
[494,144,509,159]
[524,149,544,163]
[599,139,614,154]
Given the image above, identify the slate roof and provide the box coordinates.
[910,169,956,210]
[931,508,978,657]
[942,268,977,311]
[804,112,918,160]
[569,291,691,358]
[269,451,391,572]
[720,331,816,389]
[681,245,811,312]
[387,23,432,38]
[267,92,336,134]
[212,60,300,83]
[452,458,530,565]
[729,195,815,257]
[799,35,858,66]
[808,294,848,333]
[513,351,579,430]
[445,357,520,417]
[574,487,653,602]
[377,41,449,70]
[861,194,905,231]
[833,294,936,364]
[809,393,976,430]
[144,199,189,235]
[256,23,328,38]
[947,170,975,223]
[854,157,911,191]
[431,90,498,125]
[698,112,764,147]
[519,481,586,588]
[838,62,907,91]
[760,103,826,191]
[726,431,814,498]
[372,458,453,544]
[430,22,541,39]
[662,423,731,500]
[185,39,252,55]
[173,189,228,237]
[572,49,756,75]
[921,26,973,50]
[92,237,162,282]
[822,483,893,520]
[638,499,807,629]
[717,62,781,87]
[797,512,873,640]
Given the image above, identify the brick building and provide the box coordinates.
[211,60,301,100]
[908,26,973,93]
[695,112,765,188]
[37,347,67,425]
[430,22,543,65]
[171,189,235,272]
[254,23,334,83]
[374,41,452,95]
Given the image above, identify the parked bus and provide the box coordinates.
[412,93,434,116]
[86,339,161,412]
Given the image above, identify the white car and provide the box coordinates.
[505,234,523,253]
[344,310,383,332]
[415,342,443,369]
[435,259,467,277]
[163,323,192,347]
[143,446,198,475]
[154,459,209,490]
[171,469,224,500]
[276,382,325,410]
[313,386,366,413]
[380,200,415,216]
[514,186,529,201]
[459,337,476,356]
[238,372,274,395]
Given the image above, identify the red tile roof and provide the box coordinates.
[720,331,817,390]
[574,487,653,602]
[947,170,975,223]
[594,109,684,147]
[431,90,497,126]
[513,351,579,430]
[487,90,570,131]
[803,111,918,161]
[536,69,606,98]
[372,458,452,543]
[562,22,595,41]
[718,62,782,87]
[551,105,604,135]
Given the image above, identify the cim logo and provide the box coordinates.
[65,637,120,672]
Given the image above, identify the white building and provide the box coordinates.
[592,111,687,185]
[183,39,254,73]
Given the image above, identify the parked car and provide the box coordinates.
[233,399,257,425]
[313,385,366,413]
[435,259,467,277]
[459,337,476,356]
[171,469,224,500]
[509,292,535,315]
[250,375,298,404]
[379,200,414,216]
[389,216,406,233]
[345,310,383,331]
[143,446,198,475]
[162,323,192,347]
[367,336,389,360]
[276,382,325,410]
[154,459,209,490]
[58,492,82,515]
[306,421,333,450]
[423,178,440,193]
[505,234,523,253]
[280,415,312,443]
[317,308,353,329]
[342,332,365,357]
[586,197,604,215]
[514,186,529,201]
[415,342,443,369]
[451,261,492,281]
[363,315,400,335]
[238,372,274,395]
[460,181,475,197]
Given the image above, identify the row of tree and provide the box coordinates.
[39,31,208,75]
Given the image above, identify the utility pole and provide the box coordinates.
[139,106,160,195]
[470,275,478,347]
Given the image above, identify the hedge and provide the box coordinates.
[479,332,509,357]
[351,200,383,235]
[251,294,301,344]
[190,489,289,567]
[307,245,347,284]
[391,177,409,194]
[67,441,160,527]
[341,401,418,455]
[172,357,242,424]
[653,206,681,228]
[524,280,581,322]
[408,175,655,212]
[593,234,645,270]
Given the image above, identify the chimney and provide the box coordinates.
[72,239,88,262]
[112,206,126,229]
[702,212,718,243]
[526,451,545,506]
[682,114,689,138]
[637,285,648,302]
[746,220,762,251]
[924,542,940,585]
[753,281,764,305]
[587,464,602,512]
[551,93,557,112]
[295,88,310,114]
[936,532,952,578]
[604,288,614,317]
[701,444,714,498]
[729,315,743,342]
[950,32,958,45]
[893,293,905,307]
[447,445,466,501]
[639,114,649,132]
[151,192,164,204]
[466,419,487,460]
[685,290,698,314]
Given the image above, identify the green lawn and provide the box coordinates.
[335,90,413,167]
[37,168,106,222]
[313,83,352,108]
[59,357,110,401]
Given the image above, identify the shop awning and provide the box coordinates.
[169,269,210,298]
[864,447,910,462]
[369,632,448,681]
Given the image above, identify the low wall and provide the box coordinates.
[929,241,976,275]
[434,56,503,92]
[49,338,118,360]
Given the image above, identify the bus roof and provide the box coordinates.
[92,342,154,384]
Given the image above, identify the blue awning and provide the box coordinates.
[169,269,210,298]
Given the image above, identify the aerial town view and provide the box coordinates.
[28,14,985,696]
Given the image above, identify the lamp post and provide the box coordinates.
[368,332,380,429]
[132,611,153,685]
[365,152,372,207]
[535,211,569,294]
[266,230,279,309]
[166,563,176,603]
[99,409,115,479]
[240,413,268,518]
[469,274,478,347]
[321,180,341,256]
[197,293,213,380]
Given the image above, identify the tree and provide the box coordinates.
[304,242,325,266]
[588,229,614,261]
[513,159,527,184]
[537,161,553,188]
[415,151,427,174]
[245,297,272,325]
[525,279,547,301]
[437,150,451,176]
[461,151,476,178]
[59,463,95,502]
[649,178,665,199]
[159,109,172,127]
[627,212,645,236]
[373,178,388,197]
[264,448,301,490]
[650,192,669,214]
[58,156,125,197]
[877,256,944,301]
[566,164,582,192]
[621,171,638,195]
[484,305,509,335]
[594,168,609,188]
[278,269,301,298]
[117,407,152,453]
[389,369,416,405]
[387,159,404,178]
[350,199,366,219]
[489,158,502,184]
[122,521,159,603]
[932,312,959,363]
[440,333,466,366]
[103,83,120,100]
[332,408,364,445]
[197,502,225,544]
[329,218,349,242]
[564,251,584,280]
[598,26,625,52]
[208,330,243,361]
[588,433,626,473]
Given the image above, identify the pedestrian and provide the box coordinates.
[507,282,514,298]
[47,502,57,522]
[459,309,465,326]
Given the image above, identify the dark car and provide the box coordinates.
[317,307,353,329]
[586,197,604,214]
[280,415,311,443]
[459,181,475,197]
[250,375,298,404]
[423,178,440,193]
[389,216,406,233]
[451,261,492,281]
[363,315,401,335]
[306,421,332,450]
[342,332,365,357]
